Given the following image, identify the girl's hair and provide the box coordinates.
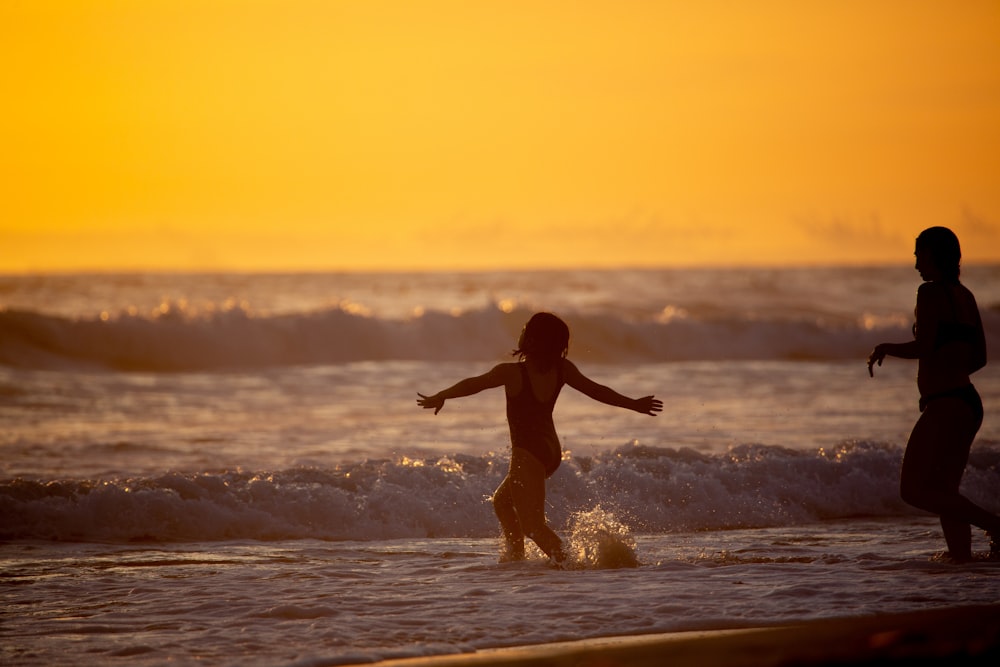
[512,312,569,369]
[916,226,962,281]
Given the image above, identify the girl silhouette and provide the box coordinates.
[418,312,662,564]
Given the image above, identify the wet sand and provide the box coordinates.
[371,604,1000,667]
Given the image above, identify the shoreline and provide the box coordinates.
[369,604,1000,667]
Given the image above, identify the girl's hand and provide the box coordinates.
[635,395,663,416]
[416,393,445,415]
[867,345,887,377]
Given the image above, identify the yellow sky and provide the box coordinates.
[2,1,999,272]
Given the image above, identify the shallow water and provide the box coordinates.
[2,267,999,665]
[4,517,1000,666]
[2,359,998,480]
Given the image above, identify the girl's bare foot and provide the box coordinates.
[499,541,525,563]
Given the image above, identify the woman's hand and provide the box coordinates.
[416,393,445,415]
[634,395,663,416]
[867,345,887,377]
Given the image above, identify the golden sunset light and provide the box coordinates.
[2,0,998,272]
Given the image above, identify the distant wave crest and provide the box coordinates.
[5,302,980,371]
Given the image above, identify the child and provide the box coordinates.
[417,312,662,564]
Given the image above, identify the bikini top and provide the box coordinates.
[934,320,979,350]
[913,282,979,350]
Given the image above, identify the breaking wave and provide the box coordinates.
[5,301,980,371]
[4,441,998,543]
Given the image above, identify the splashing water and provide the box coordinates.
[566,506,639,569]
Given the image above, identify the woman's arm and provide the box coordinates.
[868,283,940,376]
[562,359,662,415]
[868,340,919,376]
[417,364,510,415]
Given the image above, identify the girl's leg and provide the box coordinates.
[939,517,971,560]
[505,448,565,562]
[492,476,525,561]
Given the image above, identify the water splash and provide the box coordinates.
[566,506,639,569]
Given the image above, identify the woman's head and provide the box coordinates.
[915,226,962,281]
[513,312,569,366]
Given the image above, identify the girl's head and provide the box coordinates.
[512,312,569,367]
[915,226,961,282]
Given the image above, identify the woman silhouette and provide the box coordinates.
[868,227,998,560]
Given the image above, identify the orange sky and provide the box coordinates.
[2,1,999,272]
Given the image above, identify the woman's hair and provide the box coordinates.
[916,226,962,281]
[512,312,569,369]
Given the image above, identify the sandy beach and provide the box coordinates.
[371,605,1000,667]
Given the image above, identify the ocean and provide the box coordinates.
[2,266,999,665]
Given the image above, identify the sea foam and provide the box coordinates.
[3,441,998,544]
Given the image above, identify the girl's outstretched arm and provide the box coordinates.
[562,360,663,416]
[417,364,510,415]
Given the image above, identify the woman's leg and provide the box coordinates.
[502,448,565,562]
[901,398,998,559]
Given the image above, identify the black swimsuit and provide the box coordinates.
[915,281,980,351]
[506,363,564,477]
[932,320,979,350]
[919,384,984,425]
[916,282,983,423]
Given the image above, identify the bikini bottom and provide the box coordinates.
[919,384,984,425]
